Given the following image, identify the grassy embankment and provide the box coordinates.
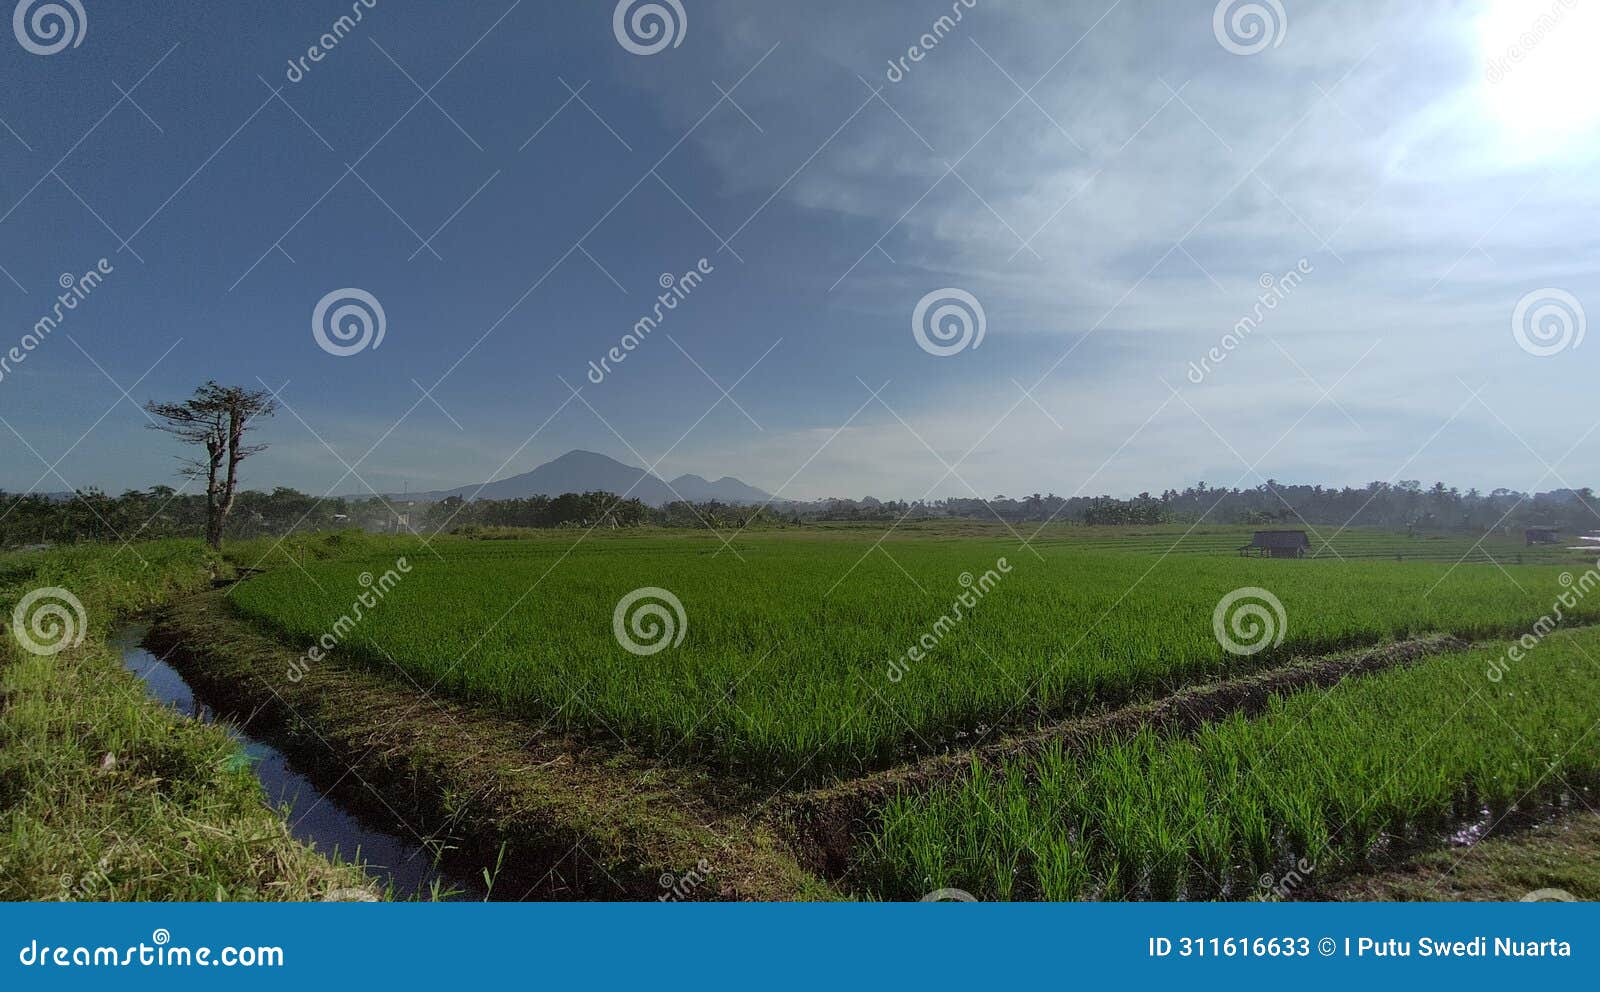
[0,539,369,900]
[1332,811,1600,901]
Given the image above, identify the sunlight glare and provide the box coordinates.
[1480,0,1600,137]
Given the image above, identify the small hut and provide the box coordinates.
[1525,526,1560,546]
[1239,529,1310,559]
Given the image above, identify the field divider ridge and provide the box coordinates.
[782,632,1484,885]
[146,589,835,902]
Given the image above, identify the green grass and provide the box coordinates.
[1332,810,1600,902]
[0,540,370,900]
[226,529,1600,778]
[861,626,1600,901]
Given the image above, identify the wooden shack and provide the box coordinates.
[1239,529,1310,558]
[1525,527,1560,546]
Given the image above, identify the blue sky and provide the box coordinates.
[0,0,1595,501]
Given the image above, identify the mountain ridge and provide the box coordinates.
[402,450,771,506]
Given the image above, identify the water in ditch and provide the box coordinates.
[113,624,483,901]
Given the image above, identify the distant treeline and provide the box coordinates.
[0,486,379,547]
[423,493,785,532]
[424,492,650,530]
[0,487,791,547]
[813,494,1167,526]
[813,481,1599,532]
[3,479,1596,548]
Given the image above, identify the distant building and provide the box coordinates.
[1240,529,1310,558]
[1525,526,1560,546]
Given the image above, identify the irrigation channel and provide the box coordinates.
[114,625,483,901]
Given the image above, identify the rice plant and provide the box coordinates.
[862,628,1600,900]
[226,530,1600,778]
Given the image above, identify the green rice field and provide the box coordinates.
[227,529,1600,778]
[862,627,1600,901]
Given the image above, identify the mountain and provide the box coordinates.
[416,450,770,506]
[668,474,773,504]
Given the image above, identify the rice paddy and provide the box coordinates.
[861,627,1600,901]
[226,529,1600,778]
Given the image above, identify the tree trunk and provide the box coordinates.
[204,440,225,550]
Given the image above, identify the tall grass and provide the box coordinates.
[0,540,368,900]
[226,531,1600,778]
[863,628,1600,900]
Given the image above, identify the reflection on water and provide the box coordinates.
[113,625,481,901]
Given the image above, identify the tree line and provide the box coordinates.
[0,487,793,547]
[6,479,1597,549]
[806,481,1599,532]
[11,382,1594,550]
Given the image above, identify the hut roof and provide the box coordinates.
[1249,529,1310,549]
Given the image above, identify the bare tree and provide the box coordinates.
[146,382,276,549]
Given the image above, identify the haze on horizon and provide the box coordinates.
[0,0,1595,504]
